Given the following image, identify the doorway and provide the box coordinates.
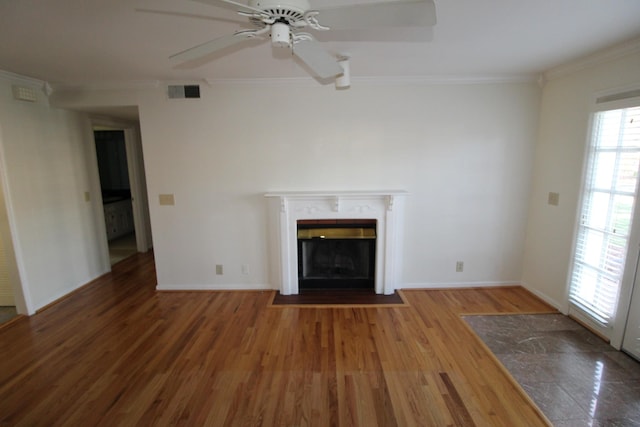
[94,130,137,265]
[91,119,152,268]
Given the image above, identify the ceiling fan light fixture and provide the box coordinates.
[271,22,291,48]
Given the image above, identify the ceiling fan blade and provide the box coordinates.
[170,32,255,63]
[315,0,436,30]
[189,0,270,16]
[293,38,344,79]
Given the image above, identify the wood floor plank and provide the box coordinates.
[0,253,556,426]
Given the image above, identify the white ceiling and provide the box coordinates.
[1,0,639,87]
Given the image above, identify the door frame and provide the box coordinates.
[0,122,31,314]
[565,89,640,349]
[89,116,152,270]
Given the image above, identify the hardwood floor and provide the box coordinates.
[0,252,557,426]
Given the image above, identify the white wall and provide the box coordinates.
[131,81,540,290]
[521,52,640,309]
[0,73,107,313]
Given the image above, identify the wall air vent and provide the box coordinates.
[167,85,201,99]
[12,85,38,102]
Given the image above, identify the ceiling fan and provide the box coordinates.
[171,0,437,82]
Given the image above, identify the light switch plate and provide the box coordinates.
[159,194,175,206]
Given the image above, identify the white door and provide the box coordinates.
[568,102,640,343]
[622,275,640,360]
[568,105,640,335]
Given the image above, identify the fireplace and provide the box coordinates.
[265,191,407,295]
[297,220,376,290]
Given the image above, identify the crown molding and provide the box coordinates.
[39,74,538,94]
[353,74,537,86]
[50,80,161,92]
[544,36,640,81]
[204,74,537,87]
[0,70,47,88]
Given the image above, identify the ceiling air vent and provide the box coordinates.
[167,84,200,99]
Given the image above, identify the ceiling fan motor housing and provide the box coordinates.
[249,0,310,24]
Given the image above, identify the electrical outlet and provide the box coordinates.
[456,261,464,272]
[548,192,560,206]
[215,264,223,275]
[241,264,249,275]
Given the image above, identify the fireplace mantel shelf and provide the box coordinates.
[265,190,408,197]
[265,190,407,295]
[265,191,408,213]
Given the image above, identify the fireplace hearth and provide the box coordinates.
[298,220,376,290]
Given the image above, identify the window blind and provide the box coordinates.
[569,106,640,324]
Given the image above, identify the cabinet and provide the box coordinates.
[104,199,134,241]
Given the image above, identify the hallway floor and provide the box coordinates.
[108,232,137,265]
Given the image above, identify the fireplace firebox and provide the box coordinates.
[297,220,376,290]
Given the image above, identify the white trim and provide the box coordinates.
[590,84,640,112]
[402,281,521,290]
[568,304,614,345]
[544,36,640,81]
[265,190,408,198]
[0,121,34,314]
[51,80,161,92]
[123,127,153,253]
[89,117,153,271]
[156,283,272,291]
[205,74,537,87]
[562,112,596,318]
[0,70,46,88]
[565,102,640,347]
[265,191,406,296]
[353,74,537,86]
[520,281,564,312]
[48,74,538,94]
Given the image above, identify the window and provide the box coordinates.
[569,106,640,325]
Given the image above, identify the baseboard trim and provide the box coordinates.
[0,313,26,330]
[519,281,564,312]
[35,269,110,314]
[156,283,273,291]
[401,281,521,290]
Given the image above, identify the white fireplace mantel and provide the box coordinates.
[265,190,407,295]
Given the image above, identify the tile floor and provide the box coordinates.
[464,313,640,426]
[0,306,17,325]
[108,232,137,265]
